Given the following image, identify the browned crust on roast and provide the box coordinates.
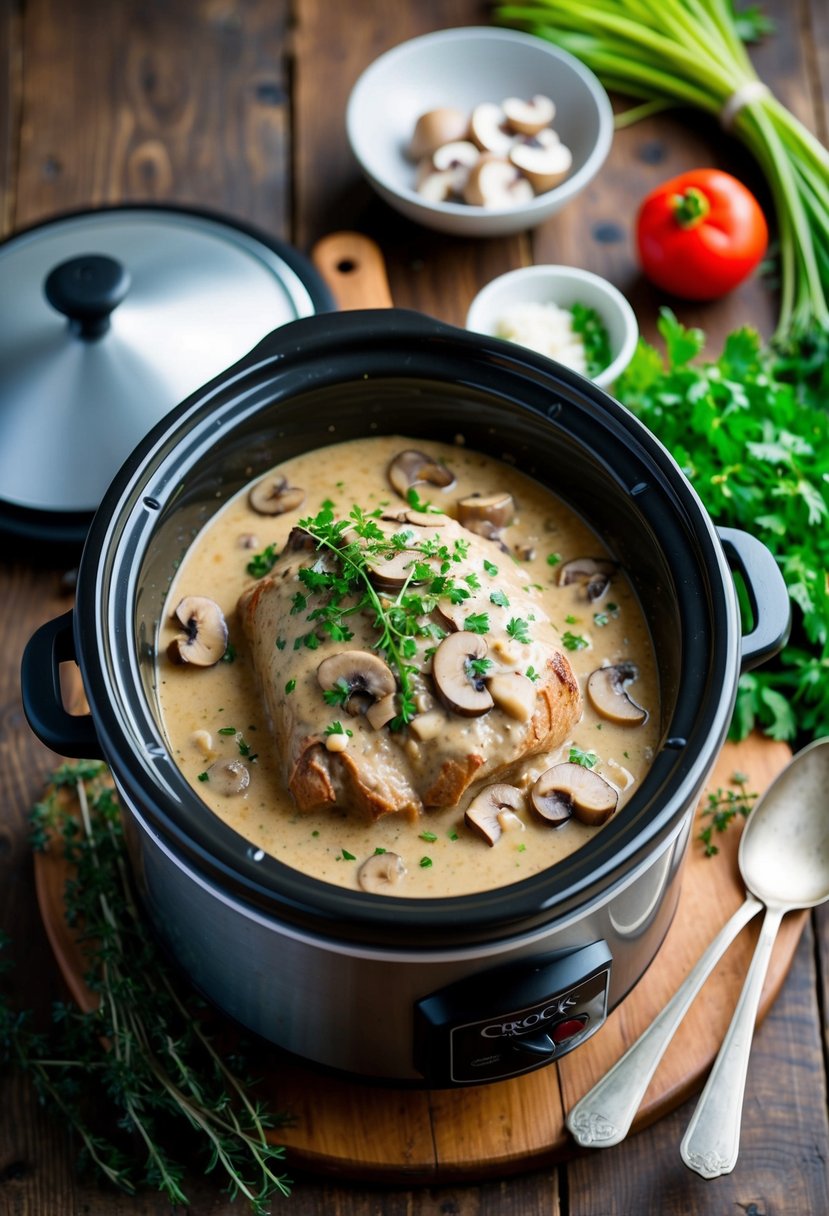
[423,753,485,808]
[336,750,421,822]
[524,651,582,754]
[289,740,337,812]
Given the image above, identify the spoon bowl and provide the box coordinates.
[739,738,829,907]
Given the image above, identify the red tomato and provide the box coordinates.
[636,169,768,300]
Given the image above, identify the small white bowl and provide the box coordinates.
[466,265,639,389]
[346,27,613,238]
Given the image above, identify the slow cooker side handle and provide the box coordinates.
[21,611,104,759]
[717,527,791,672]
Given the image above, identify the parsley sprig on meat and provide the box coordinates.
[616,308,829,743]
[297,502,480,730]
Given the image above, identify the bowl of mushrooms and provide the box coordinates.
[346,27,614,237]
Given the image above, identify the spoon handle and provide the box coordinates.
[680,904,785,1178]
[566,894,763,1149]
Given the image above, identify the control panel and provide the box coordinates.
[413,941,612,1087]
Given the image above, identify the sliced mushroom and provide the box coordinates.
[465,783,525,845]
[587,663,648,726]
[509,129,573,193]
[409,107,469,161]
[387,449,455,499]
[415,162,467,203]
[468,102,515,155]
[167,596,228,667]
[248,474,305,516]
[357,851,407,893]
[284,526,316,553]
[456,492,515,535]
[432,631,494,717]
[531,762,618,828]
[558,557,616,602]
[432,140,480,173]
[409,709,445,741]
[317,650,396,714]
[205,758,250,797]
[365,693,397,731]
[514,542,536,561]
[502,94,556,136]
[463,156,534,208]
[487,671,537,722]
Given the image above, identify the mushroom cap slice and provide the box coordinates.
[531,762,618,828]
[432,631,494,717]
[502,94,556,136]
[409,107,469,161]
[248,474,305,516]
[388,449,455,499]
[206,758,250,796]
[509,130,572,193]
[469,102,515,155]
[463,156,534,208]
[431,140,480,172]
[465,783,525,845]
[457,492,515,533]
[365,692,397,731]
[416,162,467,203]
[168,596,228,667]
[557,557,616,602]
[317,650,396,709]
[357,851,407,893]
[487,671,537,722]
[587,663,648,726]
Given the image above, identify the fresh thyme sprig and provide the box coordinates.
[297,502,479,730]
[1,763,291,1211]
[697,771,758,856]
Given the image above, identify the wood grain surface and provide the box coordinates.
[1,1,828,1214]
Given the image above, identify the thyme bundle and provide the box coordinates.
[0,762,291,1211]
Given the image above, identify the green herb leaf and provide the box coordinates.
[490,589,510,608]
[506,617,531,644]
[561,631,588,651]
[569,746,599,768]
[464,612,491,635]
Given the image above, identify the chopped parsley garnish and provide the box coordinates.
[490,589,510,608]
[525,665,540,682]
[340,849,356,861]
[506,617,531,644]
[285,679,296,694]
[221,643,236,663]
[483,559,499,576]
[464,612,491,634]
[324,721,353,737]
[406,487,444,514]
[571,302,612,378]
[419,831,438,843]
[419,856,433,869]
[466,656,493,679]
[546,552,561,567]
[246,543,279,578]
[197,771,209,782]
[322,677,351,707]
[561,631,589,651]
[565,614,578,624]
[275,636,287,650]
[569,746,599,768]
[217,726,236,736]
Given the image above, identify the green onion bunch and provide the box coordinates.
[495,0,829,342]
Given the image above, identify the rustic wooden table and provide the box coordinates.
[1,2,828,1214]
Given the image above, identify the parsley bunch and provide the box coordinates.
[616,308,829,743]
[1,763,291,1211]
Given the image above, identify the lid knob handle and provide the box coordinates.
[44,254,131,339]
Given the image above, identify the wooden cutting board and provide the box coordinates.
[35,735,806,1182]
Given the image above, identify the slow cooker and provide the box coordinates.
[22,309,789,1087]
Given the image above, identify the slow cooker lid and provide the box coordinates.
[0,206,332,545]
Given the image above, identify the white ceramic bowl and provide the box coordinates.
[346,27,614,237]
[466,265,639,388]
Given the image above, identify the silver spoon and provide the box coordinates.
[566,737,829,1166]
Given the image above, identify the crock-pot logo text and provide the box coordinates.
[481,995,578,1039]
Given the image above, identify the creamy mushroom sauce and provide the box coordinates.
[156,435,660,897]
